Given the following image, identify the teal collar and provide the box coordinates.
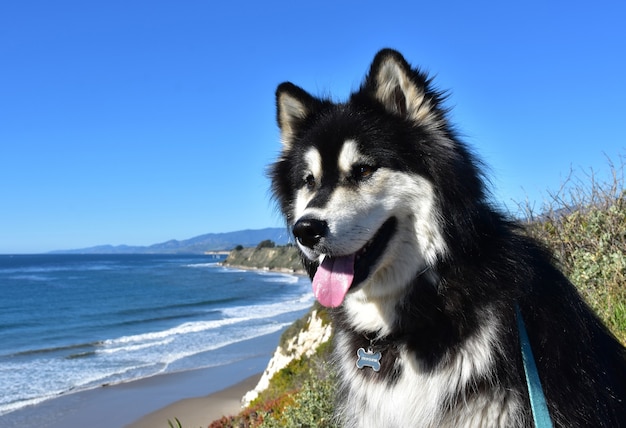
[515,304,553,428]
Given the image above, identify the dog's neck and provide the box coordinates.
[340,265,436,336]
[362,330,400,353]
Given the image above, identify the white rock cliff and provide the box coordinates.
[242,308,332,407]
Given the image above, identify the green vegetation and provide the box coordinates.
[247,304,336,427]
[257,372,337,428]
[211,304,337,428]
[256,240,276,249]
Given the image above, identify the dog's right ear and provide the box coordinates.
[276,82,319,150]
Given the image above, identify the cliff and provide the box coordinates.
[222,245,305,274]
[211,304,336,427]
[213,246,338,426]
[242,307,333,406]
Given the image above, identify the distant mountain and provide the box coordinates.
[51,227,292,254]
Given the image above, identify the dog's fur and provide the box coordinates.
[269,49,626,427]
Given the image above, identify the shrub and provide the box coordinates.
[521,155,625,344]
[258,369,338,428]
[256,240,276,249]
[211,306,335,428]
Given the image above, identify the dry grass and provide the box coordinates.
[520,154,626,344]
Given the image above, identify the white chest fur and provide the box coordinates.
[334,318,523,428]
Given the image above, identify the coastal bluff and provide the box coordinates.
[222,245,305,274]
[212,246,336,426]
[242,307,332,406]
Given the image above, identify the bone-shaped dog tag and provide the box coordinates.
[356,347,382,372]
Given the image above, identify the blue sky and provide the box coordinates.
[1,1,624,254]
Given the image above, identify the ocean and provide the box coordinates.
[0,254,313,417]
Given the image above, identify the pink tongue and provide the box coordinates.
[312,254,355,308]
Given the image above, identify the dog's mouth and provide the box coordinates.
[312,217,397,308]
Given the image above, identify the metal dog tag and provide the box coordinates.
[356,347,382,372]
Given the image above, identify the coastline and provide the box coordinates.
[220,262,306,276]
[220,245,306,275]
[125,373,262,428]
[0,331,283,428]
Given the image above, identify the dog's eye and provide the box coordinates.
[352,164,377,181]
[304,174,316,190]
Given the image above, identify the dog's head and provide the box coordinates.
[270,49,485,311]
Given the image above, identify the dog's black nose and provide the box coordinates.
[293,218,328,249]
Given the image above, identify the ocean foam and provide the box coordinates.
[184,262,221,268]
[259,273,300,284]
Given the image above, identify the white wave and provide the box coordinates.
[222,294,314,320]
[106,296,312,349]
[2,263,115,275]
[0,393,59,417]
[258,273,300,284]
[104,318,247,346]
[8,274,49,281]
[216,266,247,273]
[99,338,174,354]
[158,321,293,370]
[184,262,221,268]
[297,292,315,304]
[0,358,163,417]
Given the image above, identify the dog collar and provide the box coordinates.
[515,304,553,428]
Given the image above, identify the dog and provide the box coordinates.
[269,49,626,427]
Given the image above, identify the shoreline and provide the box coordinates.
[0,331,283,428]
[220,262,306,276]
[125,373,261,428]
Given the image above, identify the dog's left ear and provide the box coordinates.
[364,49,440,125]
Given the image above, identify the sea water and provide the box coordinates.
[0,254,313,416]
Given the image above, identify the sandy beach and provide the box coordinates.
[0,331,280,428]
[126,373,260,428]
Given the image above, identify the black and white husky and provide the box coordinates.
[269,49,626,427]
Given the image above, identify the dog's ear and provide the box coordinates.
[364,49,441,126]
[276,82,319,150]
